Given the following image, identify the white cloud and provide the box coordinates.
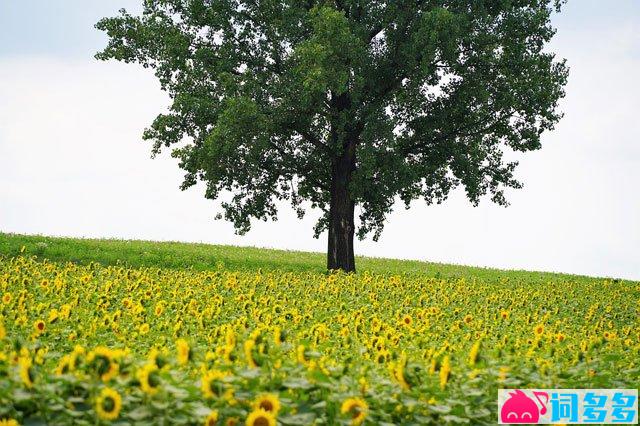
[0,13,638,280]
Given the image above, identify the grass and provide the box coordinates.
[0,232,630,284]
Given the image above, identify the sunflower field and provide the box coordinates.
[0,253,638,425]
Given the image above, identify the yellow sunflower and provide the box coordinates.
[389,356,410,390]
[201,369,230,399]
[86,347,119,382]
[340,397,368,425]
[137,363,160,395]
[375,350,388,364]
[0,419,19,426]
[439,355,451,390]
[19,357,34,388]
[55,354,73,376]
[358,376,368,394]
[534,324,545,336]
[296,345,308,366]
[1,292,11,304]
[225,328,237,347]
[273,327,282,345]
[253,393,281,415]
[154,302,164,316]
[244,340,257,368]
[60,304,72,319]
[204,410,219,426]
[176,339,191,365]
[245,409,276,426]
[468,340,481,366]
[34,320,45,335]
[96,387,122,421]
[71,345,85,364]
[401,314,413,327]
[148,347,169,369]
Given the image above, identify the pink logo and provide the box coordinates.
[501,390,549,423]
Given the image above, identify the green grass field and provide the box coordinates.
[0,232,622,284]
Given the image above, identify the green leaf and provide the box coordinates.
[279,412,317,425]
[127,406,152,421]
[23,417,47,426]
[282,377,314,390]
[429,404,452,414]
[442,414,470,424]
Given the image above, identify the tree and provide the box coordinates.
[96,0,568,272]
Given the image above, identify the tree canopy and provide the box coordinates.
[97,0,568,271]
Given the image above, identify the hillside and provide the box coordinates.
[0,232,638,424]
[0,232,626,284]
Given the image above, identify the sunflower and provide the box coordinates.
[71,345,85,365]
[0,419,19,426]
[139,323,150,335]
[154,302,164,316]
[401,315,413,327]
[1,292,11,304]
[204,410,219,426]
[340,397,368,425]
[87,347,119,382]
[96,387,122,421]
[225,328,237,347]
[148,347,169,369]
[0,322,5,340]
[500,310,510,320]
[55,354,73,376]
[201,369,230,399]
[137,363,160,395]
[221,344,236,363]
[439,355,451,390]
[253,393,281,415]
[580,340,588,352]
[245,409,276,426]
[19,357,35,388]
[375,350,388,364]
[534,324,545,336]
[296,345,308,366]
[463,314,473,325]
[34,320,45,334]
[244,340,257,368]
[60,304,72,319]
[273,327,282,345]
[468,340,481,366]
[176,339,191,365]
[393,359,410,391]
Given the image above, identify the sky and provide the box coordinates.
[0,1,638,280]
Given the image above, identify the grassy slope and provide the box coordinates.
[0,232,629,283]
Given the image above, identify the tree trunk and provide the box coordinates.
[327,151,356,272]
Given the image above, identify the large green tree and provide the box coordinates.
[97,0,568,272]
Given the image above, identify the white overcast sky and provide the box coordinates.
[0,1,638,280]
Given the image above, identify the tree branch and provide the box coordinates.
[296,128,331,155]
[400,109,516,156]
